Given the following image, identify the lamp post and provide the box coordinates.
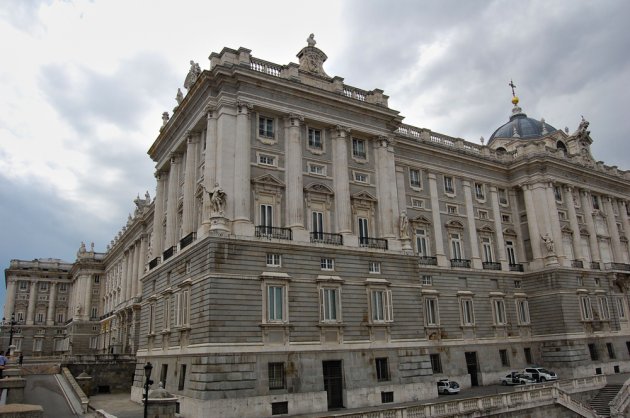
[1,313,20,355]
[143,361,153,418]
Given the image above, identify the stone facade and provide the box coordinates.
[5,36,630,416]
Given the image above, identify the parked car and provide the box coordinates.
[437,379,461,394]
[522,367,558,382]
[500,372,536,385]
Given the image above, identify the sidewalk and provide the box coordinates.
[86,393,143,418]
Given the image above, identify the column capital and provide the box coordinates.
[375,135,395,148]
[186,131,200,144]
[563,184,574,192]
[427,172,437,181]
[204,104,216,117]
[169,152,181,164]
[236,100,253,114]
[332,125,351,138]
[489,185,498,193]
[284,113,304,126]
[461,180,471,188]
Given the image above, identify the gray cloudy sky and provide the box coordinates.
[1,0,629,312]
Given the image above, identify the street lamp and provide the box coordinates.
[143,361,153,418]
[1,313,20,354]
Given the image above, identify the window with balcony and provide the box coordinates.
[598,296,610,320]
[498,188,508,205]
[554,186,563,202]
[481,237,494,263]
[450,233,464,260]
[415,229,430,257]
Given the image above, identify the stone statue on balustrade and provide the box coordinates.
[184,60,201,90]
[202,183,227,215]
[399,211,410,240]
[541,233,555,254]
[307,33,316,47]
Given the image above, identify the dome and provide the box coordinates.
[489,100,558,143]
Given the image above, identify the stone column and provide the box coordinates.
[26,281,36,325]
[46,283,57,325]
[619,201,630,262]
[604,196,623,263]
[84,275,93,319]
[4,279,17,318]
[509,189,527,265]
[284,113,305,233]
[201,106,218,232]
[215,106,237,220]
[182,133,199,237]
[332,126,353,237]
[374,137,397,240]
[462,181,482,269]
[165,153,181,249]
[580,189,601,264]
[131,243,140,299]
[151,171,167,257]
[136,234,148,296]
[489,186,508,269]
[233,102,253,234]
[428,173,447,266]
[121,253,129,303]
[522,184,543,262]
[544,182,566,264]
[564,186,583,263]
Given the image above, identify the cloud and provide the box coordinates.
[0,0,54,33]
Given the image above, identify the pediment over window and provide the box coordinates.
[477,225,494,234]
[252,174,285,188]
[561,225,573,234]
[412,215,431,225]
[445,220,464,230]
[503,227,518,236]
[351,190,377,202]
[304,182,334,195]
[579,227,590,236]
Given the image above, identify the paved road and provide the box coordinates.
[23,374,80,418]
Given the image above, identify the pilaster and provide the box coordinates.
[233,102,254,235]
[489,186,508,270]
[564,186,583,263]
[284,113,305,235]
[544,182,565,265]
[182,132,199,236]
[332,126,352,236]
[374,136,397,240]
[201,106,218,234]
[580,189,601,263]
[427,173,447,266]
[151,170,167,256]
[462,180,482,269]
[604,196,623,263]
[26,281,36,325]
[165,153,181,249]
[46,283,57,326]
[4,280,17,318]
[522,184,543,263]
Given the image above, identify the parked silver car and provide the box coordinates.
[500,372,536,385]
[437,379,461,394]
[521,367,558,382]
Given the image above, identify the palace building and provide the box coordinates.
[4,36,630,417]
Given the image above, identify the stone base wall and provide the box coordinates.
[65,361,136,394]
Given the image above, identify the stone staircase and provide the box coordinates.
[589,384,623,417]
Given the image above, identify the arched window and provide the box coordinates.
[556,141,568,155]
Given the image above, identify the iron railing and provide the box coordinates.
[451,259,471,268]
[163,246,176,261]
[509,263,524,272]
[590,262,600,270]
[418,256,438,266]
[310,232,343,245]
[571,260,584,268]
[359,237,388,250]
[148,257,160,270]
[179,232,196,249]
[482,262,501,270]
[255,226,293,240]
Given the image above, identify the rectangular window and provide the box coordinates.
[35,312,44,323]
[260,204,273,229]
[409,169,421,188]
[185,260,191,274]
[506,240,517,265]
[514,280,522,289]
[493,299,507,325]
[266,253,281,267]
[17,312,24,321]
[422,275,433,286]
[411,198,424,209]
[308,163,325,176]
[558,211,567,220]
[616,297,626,319]
[271,402,288,415]
[268,362,286,389]
[443,176,454,194]
[178,364,187,391]
[499,349,510,367]
[554,186,562,202]
[312,211,324,238]
[517,299,530,325]
[33,338,43,352]
[460,298,475,326]
[358,217,369,241]
[39,282,48,292]
[430,353,442,373]
[352,138,366,159]
[474,183,485,200]
[258,154,276,166]
[320,287,340,322]
[447,205,458,215]
[320,257,334,271]
[267,285,285,322]
[375,358,390,382]
[501,214,511,223]
[354,171,368,183]
[258,116,274,138]
[175,289,190,327]
[482,237,493,262]
[450,233,463,260]
[598,297,610,320]
[524,347,533,364]
[381,392,394,403]
[308,128,322,149]
[425,297,439,326]
[592,194,600,210]
[580,296,593,320]
[369,261,381,274]
[588,343,599,360]
[57,312,64,323]
[163,295,171,331]
[90,306,97,319]
[478,210,488,220]
[415,229,430,257]
[370,289,393,322]
[607,343,616,359]
[160,364,168,387]
[498,188,508,205]
[19,281,28,290]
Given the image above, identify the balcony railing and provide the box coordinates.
[605,262,630,271]
[255,226,293,240]
[148,257,160,270]
[450,259,471,268]
[418,256,438,266]
[509,263,524,272]
[310,232,343,245]
[163,246,176,262]
[590,262,601,270]
[359,237,388,250]
[482,262,502,270]
[571,260,584,268]
[180,232,196,249]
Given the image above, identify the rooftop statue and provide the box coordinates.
[184,60,201,90]
[176,88,183,105]
[307,33,316,47]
